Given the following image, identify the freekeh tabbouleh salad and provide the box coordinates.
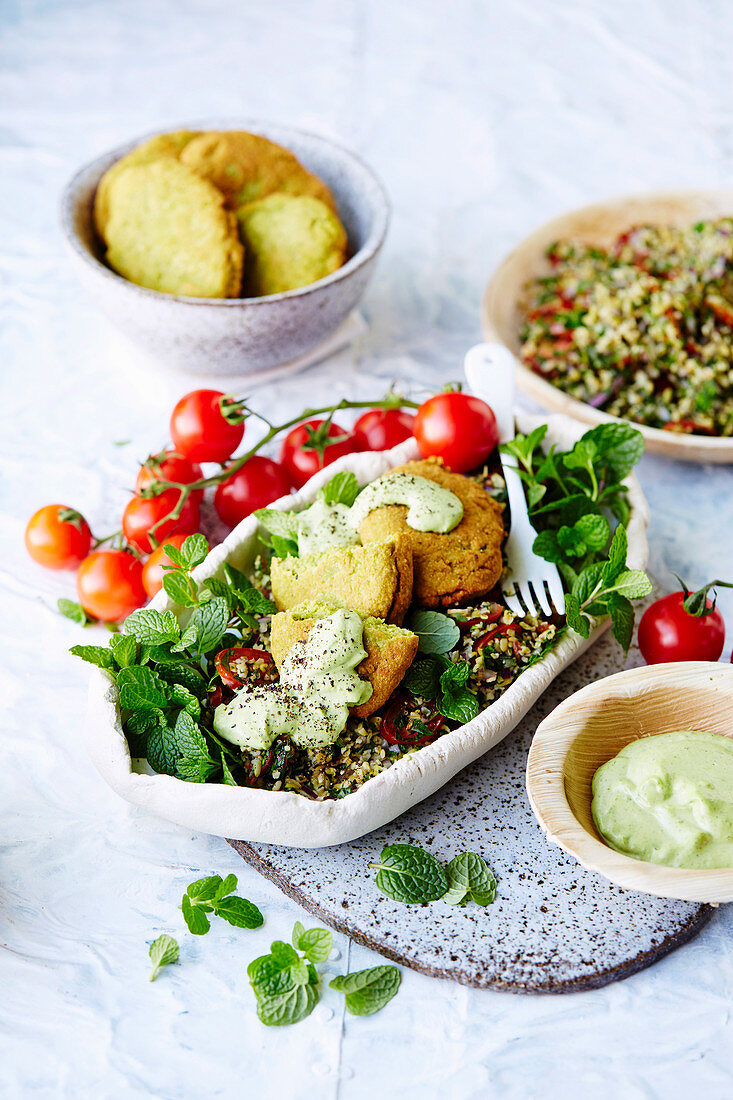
[72,420,651,801]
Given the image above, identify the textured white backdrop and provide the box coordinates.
[1,1,732,1097]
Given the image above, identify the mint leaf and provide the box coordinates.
[58,598,89,625]
[181,894,210,935]
[602,523,628,584]
[124,608,180,645]
[270,941,300,968]
[292,921,306,949]
[443,852,497,906]
[254,508,300,543]
[608,592,635,652]
[186,875,223,904]
[575,513,610,552]
[255,983,318,1027]
[162,571,198,607]
[215,897,264,929]
[582,423,644,481]
[168,683,201,717]
[221,753,237,785]
[248,954,297,997]
[110,632,137,668]
[611,570,653,600]
[146,722,179,776]
[532,529,563,564]
[270,534,299,560]
[572,562,605,606]
[564,593,589,638]
[320,471,360,507]
[407,610,460,655]
[402,656,442,699]
[188,597,230,655]
[295,927,332,964]
[69,644,116,670]
[174,711,218,783]
[223,565,277,615]
[330,966,401,1016]
[179,533,209,569]
[500,424,547,471]
[117,665,168,712]
[149,934,179,981]
[370,844,449,904]
[439,687,480,725]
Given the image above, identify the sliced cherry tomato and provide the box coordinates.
[76,550,146,622]
[353,408,416,451]
[638,581,728,664]
[136,450,204,505]
[170,389,244,464]
[413,392,499,472]
[141,533,209,599]
[214,456,292,528]
[25,505,92,570]
[214,647,277,689]
[280,419,360,488]
[122,489,200,555]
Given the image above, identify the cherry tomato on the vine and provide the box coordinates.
[136,450,204,505]
[141,533,208,599]
[353,408,416,451]
[25,505,92,570]
[76,550,147,622]
[280,419,360,488]
[170,389,245,464]
[122,489,200,555]
[413,392,499,472]
[214,455,292,528]
[638,581,728,664]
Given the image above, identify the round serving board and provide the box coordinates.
[230,588,714,993]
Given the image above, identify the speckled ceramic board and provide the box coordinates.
[230,589,713,993]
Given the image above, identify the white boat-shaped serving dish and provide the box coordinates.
[84,412,649,847]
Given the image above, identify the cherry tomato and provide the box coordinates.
[136,450,204,505]
[141,533,208,599]
[25,505,92,570]
[280,419,360,488]
[353,408,416,451]
[413,392,499,472]
[122,489,200,555]
[214,456,292,528]
[214,647,277,689]
[76,550,147,622]
[638,591,726,664]
[170,389,244,464]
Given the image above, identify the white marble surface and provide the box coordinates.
[2,1,733,1096]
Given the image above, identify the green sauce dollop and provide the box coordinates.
[349,472,463,533]
[591,730,733,869]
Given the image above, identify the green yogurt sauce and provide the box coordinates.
[591,730,733,869]
[213,609,372,752]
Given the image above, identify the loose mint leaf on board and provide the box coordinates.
[443,852,497,907]
[69,644,116,670]
[270,941,300,969]
[117,665,168,712]
[330,966,401,1016]
[407,610,460,655]
[58,598,89,626]
[321,471,360,507]
[186,876,223,904]
[215,897,264,929]
[370,844,449,904]
[255,983,318,1027]
[292,921,306,950]
[181,894,211,936]
[248,955,297,998]
[149,934,179,982]
[295,927,332,964]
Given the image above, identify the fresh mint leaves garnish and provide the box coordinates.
[320,470,360,507]
[407,610,460,655]
[563,524,652,648]
[149,934,179,981]
[403,653,479,722]
[369,844,449,904]
[443,852,497,906]
[330,966,401,1016]
[248,923,332,1026]
[181,874,263,936]
[58,598,89,626]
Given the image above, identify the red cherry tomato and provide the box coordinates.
[122,489,200,555]
[413,392,499,472]
[353,408,416,451]
[141,533,207,599]
[280,419,360,488]
[136,450,204,505]
[170,389,244,464]
[214,647,277,689]
[638,591,726,664]
[76,550,147,622]
[214,456,292,528]
[25,505,92,570]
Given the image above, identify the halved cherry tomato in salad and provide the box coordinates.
[25,505,92,570]
[214,647,278,689]
[280,419,361,488]
[413,392,499,472]
[76,549,147,622]
[638,581,728,664]
[170,389,245,464]
[214,455,292,528]
[122,488,200,555]
[353,408,416,451]
[136,450,204,505]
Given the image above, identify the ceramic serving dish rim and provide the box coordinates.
[83,412,649,847]
[526,661,733,902]
[482,187,733,463]
[60,118,390,306]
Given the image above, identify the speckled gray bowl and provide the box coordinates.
[60,121,390,376]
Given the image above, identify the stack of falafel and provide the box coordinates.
[94,130,348,299]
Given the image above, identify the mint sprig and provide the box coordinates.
[370,844,497,907]
[248,924,332,1026]
[330,965,401,1016]
[181,874,263,935]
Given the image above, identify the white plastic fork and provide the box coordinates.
[464,342,565,618]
